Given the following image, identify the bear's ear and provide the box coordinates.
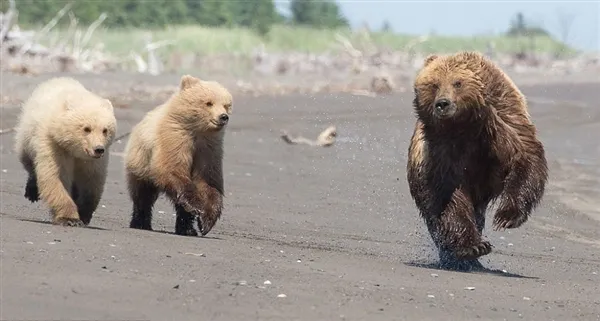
[180,75,201,90]
[423,54,439,67]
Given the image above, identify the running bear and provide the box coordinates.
[406,51,548,269]
[124,75,232,237]
[14,77,117,226]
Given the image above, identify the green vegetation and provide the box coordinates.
[1,0,575,56]
[1,0,347,35]
[82,25,573,56]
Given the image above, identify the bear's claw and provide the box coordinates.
[198,216,216,236]
[493,208,528,231]
[454,241,493,260]
[175,226,198,237]
[54,217,85,227]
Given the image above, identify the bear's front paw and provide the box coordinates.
[197,214,217,237]
[176,189,204,215]
[454,241,493,260]
[53,217,85,227]
[493,208,528,231]
[24,177,40,202]
[175,224,198,237]
[130,218,152,231]
[197,200,222,237]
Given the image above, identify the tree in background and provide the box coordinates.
[290,0,348,28]
[506,12,550,37]
[2,0,347,31]
[230,0,278,36]
[381,20,393,32]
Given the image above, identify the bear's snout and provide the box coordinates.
[217,113,229,126]
[93,145,105,157]
[433,98,456,118]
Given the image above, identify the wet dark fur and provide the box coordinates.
[406,51,548,269]
[128,174,223,237]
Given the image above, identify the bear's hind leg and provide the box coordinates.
[436,189,492,264]
[72,183,102,226]
[174,204,198,237]
[72,161,109,226]
[25,174,39,203]
[128,173,159,231]
[19,152,40,202]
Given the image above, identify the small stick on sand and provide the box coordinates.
[281,125,337,147]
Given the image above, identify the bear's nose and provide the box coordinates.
[94,146,105,155]
[218,114,229,124]
[434,98,452,111]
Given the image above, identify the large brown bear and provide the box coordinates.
[124,75,232,237]
[406,51,548,270]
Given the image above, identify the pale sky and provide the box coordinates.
[276,1,600,52]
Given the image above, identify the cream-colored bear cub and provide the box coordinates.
[14,77,117,227]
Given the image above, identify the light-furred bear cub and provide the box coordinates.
[124,75,232,237]
[14,77,117,226]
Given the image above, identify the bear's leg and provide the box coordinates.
[127,173,160,231]
[19,152,40,202]
[72,161,108,226]
[488,112,548,230]
[193,178,223,236]
[475,204,488,234]
[434,189,492,265]
[35,151,83,227]
[493,152,548,230]
[423,216,484,271]
[174,205,198,237]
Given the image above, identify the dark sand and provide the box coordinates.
[1,72,599,321]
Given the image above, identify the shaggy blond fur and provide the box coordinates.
[124,75,232,237]
[14,77,117,226]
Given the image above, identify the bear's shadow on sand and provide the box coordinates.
[17,218,108,231]
[404,260,539,279]
[18,217,225,240]
[142,228,225,241]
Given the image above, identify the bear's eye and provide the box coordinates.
[84,126,91,133]
[206,101,213,107]
[431,83,439,90]
[453,81,462,89]
[102,128,108,135]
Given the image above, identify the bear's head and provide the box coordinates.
[54,94,117,160]
[174,75,233,133]
[413,51,487,123]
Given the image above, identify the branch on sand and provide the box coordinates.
[281,126,337,147]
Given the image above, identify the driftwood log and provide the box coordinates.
[281,126,337,147]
